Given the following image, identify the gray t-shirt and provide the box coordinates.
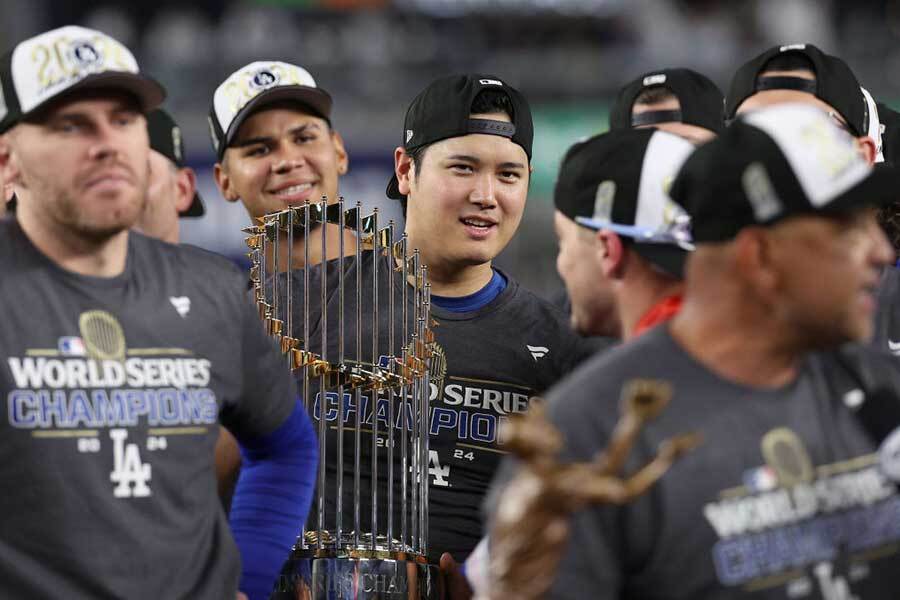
[0,220,295,599]
[873,266,900,357]
[495,324,900,599]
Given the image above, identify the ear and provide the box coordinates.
[395,147,414,196]
[734,227,778,292]
[331,130,349,176]
[213,160,239,203]
[0,134,19,188]
[174,167,197,213]
[597,231,626,279]
[856,135,877,165]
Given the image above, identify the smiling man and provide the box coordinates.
[211,61,355,268]
[386,73,593,565]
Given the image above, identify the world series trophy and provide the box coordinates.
[243,197,443,599]
[484,380,701,600]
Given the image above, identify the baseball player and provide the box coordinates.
[726,43,879,163]
[210,61,356,269]
[609,67,724,145]
[0,26,317,600]
[132,108,204,244]
[489,103,900,599]
[554,127,695,340]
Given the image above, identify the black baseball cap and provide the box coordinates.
[671,103,898,244]
[554,128,695,279]
[386,74,533,200]
[209,61,332,160]
[0,25,165,134]
[147,109,204,217]
[877,101,900,166]
[726,43,867,137]
[609,68,725,134]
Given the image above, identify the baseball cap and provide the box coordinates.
[670,103,898,244]
[386,74,533,200]
[609,68,725,134]
[147,109,204,217]
[209,61,332,160]
[726,43,867,137]
[876,101,900,166]
[0,25,164,134]
[554,128,695,279]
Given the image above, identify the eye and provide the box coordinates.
[294,132,317,144]
[450,164,474,174]
[112,112,138,127]
[244,145,270,157]
[499,170,522,182]
[53,120,81,133]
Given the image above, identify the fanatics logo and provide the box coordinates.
[888,340,900,356]
[526,345,549,361]
[170,296,191,318]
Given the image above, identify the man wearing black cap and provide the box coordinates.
[0,26,317,600]
[132,108,203,244]
[554,128,695,341]
[609,67,724,145]
[387,74,592,562]
[726,43,878,163]
[211,61,355,268]
[488,104,900,598]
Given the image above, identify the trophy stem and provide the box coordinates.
[336,198,345,547]
[302,201,311,549]
[400,236,409,551]
[386,221,396,552]
[370,208,380,551]
[317,198,328,548]
[353,202,363,549]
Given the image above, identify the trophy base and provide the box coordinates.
[269,550,445,600]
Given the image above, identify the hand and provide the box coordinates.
[440,552,473,600]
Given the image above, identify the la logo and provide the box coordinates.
[109,429,152,498]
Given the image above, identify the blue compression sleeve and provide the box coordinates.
[230,400,318,600]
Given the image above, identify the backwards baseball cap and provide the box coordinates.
[0,25,164,134]
[671,103,898,244]
[147,109,204,217]
[209,61,332,160]
[554,128,695,279]
[726,43,867,137]
[876,101,900,166]
[609,68,725,134]
[386,74,533,200]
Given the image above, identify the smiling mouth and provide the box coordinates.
[271,183,314,197]
[461,217,496,229]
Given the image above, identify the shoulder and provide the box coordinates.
[502,276,573,330]
[130,233,245,285]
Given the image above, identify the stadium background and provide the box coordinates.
[4,0,898,298]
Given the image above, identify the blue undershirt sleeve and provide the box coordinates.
[229,400,318,600]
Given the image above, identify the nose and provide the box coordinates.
[87,121,123,162]
[271,150,306,174]
[469,172,497,208]
[869,217,896,267]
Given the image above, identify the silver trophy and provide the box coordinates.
[244,198,443,599]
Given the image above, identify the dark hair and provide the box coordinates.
[399,88,515,217]
[760,52,816,75]
[633,85,677,107]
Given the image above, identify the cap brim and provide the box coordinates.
[386,174,403,200]
[180,191,205,217]
[632,242,688,279]
[223,86,332,150]
[27,71,166,117]
[819,162,899,216]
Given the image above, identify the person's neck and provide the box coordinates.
[421,258,494,298]
[668,295,802,388]
[18,208,129,278]
[275,223,356,270]
[617,274,683,341]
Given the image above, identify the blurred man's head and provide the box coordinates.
[609,68,724,145]
[389,75,533,275]
[133,109,202,243]
[554,128,695,338]
[727,43,877,164]
[211,62,347,222]
[672,103,896,348]
[0,26,164,243]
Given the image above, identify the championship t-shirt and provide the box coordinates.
[275,251,594,561]
[0,220,296,599]
[498,324,900,599]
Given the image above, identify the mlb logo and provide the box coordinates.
[58,336,86,356]
[742,465,778,493]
